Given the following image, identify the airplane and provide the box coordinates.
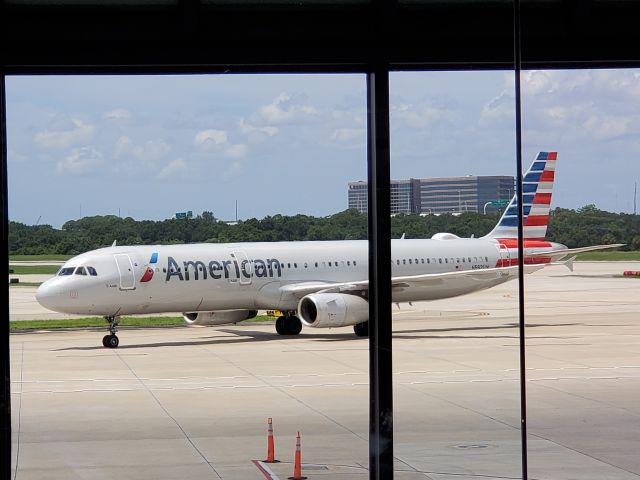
[35,152,622,348]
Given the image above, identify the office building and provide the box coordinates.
[348,175,514,214]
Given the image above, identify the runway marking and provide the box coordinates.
[252,460,281,480]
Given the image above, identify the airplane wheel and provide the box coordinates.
[353,322,369,337]
[102,335,110,347]
[275,317,287,335]
[285,316,302,335]
[107,335,120,348]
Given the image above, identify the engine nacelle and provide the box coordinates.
[183,309,258,326]
[298,293,369,328]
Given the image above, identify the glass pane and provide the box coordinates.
[522,68,640,479]
[390,70,522,478]
[8,73,370,478]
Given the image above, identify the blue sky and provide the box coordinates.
[6,70,640,228]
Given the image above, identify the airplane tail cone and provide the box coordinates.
[265,417,278,463]
[288,431,307,480]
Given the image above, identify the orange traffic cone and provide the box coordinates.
[288,431,307,480]
[265,417,278,463]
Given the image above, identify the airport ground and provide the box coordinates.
[8,262,640,479]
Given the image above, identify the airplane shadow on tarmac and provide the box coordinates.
[53,322,581,351]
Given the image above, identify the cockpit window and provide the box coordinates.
[75,266,87,275]
[58,267,75,276]
[87,266,98,276]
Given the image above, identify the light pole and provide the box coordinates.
[483,201,492,215]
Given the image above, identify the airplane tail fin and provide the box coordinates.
[484,151,557,240]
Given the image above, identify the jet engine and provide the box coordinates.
[183,309,258,326]
[298,293,369,328]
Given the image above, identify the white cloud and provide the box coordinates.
[194,129,228,148]
[392,103,457,129]
[584,114,633,141]
[56,146,103,175]
[522,71,558,96]
[35,117,95,149]
[114,135,171,163]
[104,108,132,121]
[224,144,249,159]
[239,118,279,139]
[225,160,244,178]
[479,91,514,126]
[331,127,365,144]
[254,93,318,125]
[157,158,187,179]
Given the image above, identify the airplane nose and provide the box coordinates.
[35,280,65,312]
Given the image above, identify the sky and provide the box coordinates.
[6,69,640,228]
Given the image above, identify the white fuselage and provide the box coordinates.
[36,238,516,317]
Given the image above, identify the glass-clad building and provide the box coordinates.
[349,175,514,214]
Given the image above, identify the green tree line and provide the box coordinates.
[9,205,640,256]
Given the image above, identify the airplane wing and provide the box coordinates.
[279,264,545,299]
[527,243,625,261]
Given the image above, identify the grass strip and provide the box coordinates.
[10,315,276,331]
[575,251,640,261]
[9,255,71,261]
[9,265,60,275]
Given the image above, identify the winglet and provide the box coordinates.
[564,255,577,272]
[112,240,117,247]
[400,233,406,240]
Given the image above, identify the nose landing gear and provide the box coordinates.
[102,316,120,348]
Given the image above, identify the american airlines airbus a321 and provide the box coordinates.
[36,152,621,348]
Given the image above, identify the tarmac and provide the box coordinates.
[8,262,640,479]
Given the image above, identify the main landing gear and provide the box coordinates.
[102,316,120,348]
[275,313,302,336]
[353,321,369,337]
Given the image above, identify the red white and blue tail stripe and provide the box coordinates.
[484,151,557,241]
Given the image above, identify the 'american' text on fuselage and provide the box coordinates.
[165,256,282,281]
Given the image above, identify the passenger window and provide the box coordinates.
[353,261,357,266]
[328,262,332,267]
[426,258,430,264]
[456,258,460,263]
[438,258,442,264]
[315,262,318,267]
[485,256,489,262]
[87,266,98,276]
[445,258,448,263]
[347,261,351,266]
[409,259,412,264]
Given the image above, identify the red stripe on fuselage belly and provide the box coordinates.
[495,257,552,267]
[496,239,551,248]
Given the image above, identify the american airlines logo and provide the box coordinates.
[140,252,158,283]
[165,256,282,281]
